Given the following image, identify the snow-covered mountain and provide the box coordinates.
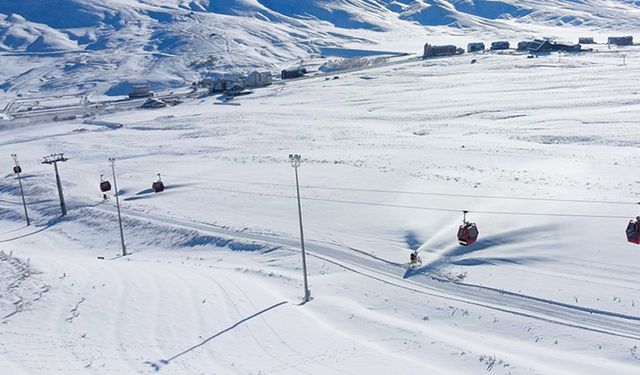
[3,30,640,374]
[4,2,640,374]
[1,0,640,95]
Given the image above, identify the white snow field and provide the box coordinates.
[3,1,640,374]
[2,41,640,374]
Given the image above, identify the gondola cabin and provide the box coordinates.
[626,217,640,244]
[13,166,21,174]
[152,174,165,193]
[457,211,479,246]
[152,181,165,193]
[100,180,112,192]
[458,222,479,246]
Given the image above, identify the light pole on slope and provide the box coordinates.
[109,158,127,257]
[289,153,310,303]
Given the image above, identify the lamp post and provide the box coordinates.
[11,154,30,226]
[289,153,310,303]
[109,158,127,257]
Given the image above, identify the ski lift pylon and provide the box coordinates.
[457,210,479,246]
[152,173,165,193]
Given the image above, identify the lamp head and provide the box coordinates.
[289,153,301,167]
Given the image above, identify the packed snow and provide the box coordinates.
[2,1,640,374]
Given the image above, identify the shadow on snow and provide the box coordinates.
[145,300,288,372]
[124,183,193,201]
[403,224,556,279]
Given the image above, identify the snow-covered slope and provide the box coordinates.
[1,0,640,98]
[0,13,78,52]
[2,42,640,373]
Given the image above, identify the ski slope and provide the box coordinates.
[2,40,640,373]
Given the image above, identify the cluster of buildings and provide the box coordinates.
[132,65,311,103]
[424,35,635,58]
[129,70,279,104]
[127,83,181,109]
[191,67,310,97]
[196,71,274,97]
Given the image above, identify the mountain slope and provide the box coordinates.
[1,0,640,96]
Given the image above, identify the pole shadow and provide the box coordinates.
[0,225,51,243]
[145,300,288,372]
[0,224,30,235]
[109,254,129,261]
[68,199,107,210]
[0,198,22,205]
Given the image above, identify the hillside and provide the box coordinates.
[2,1,640,374]
[1,0,640,97]
[2,42,640,374]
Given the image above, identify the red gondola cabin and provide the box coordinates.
[626,217,640,244]
[457,211,479,246]
[458,222,479,246]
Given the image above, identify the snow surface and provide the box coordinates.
[3,1,640,374]
[2,40,640,373]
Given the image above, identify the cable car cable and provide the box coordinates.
[111,167,640,206]
[175,184,634,220]
[47,164,639,220]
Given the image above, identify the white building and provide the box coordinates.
[245,71,273,88]
[129,83,154,99]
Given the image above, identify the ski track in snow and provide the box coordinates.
[85,203,640,342]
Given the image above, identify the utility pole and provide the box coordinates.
[11,154,30,226]
[289,153,310,303]
[109,158,127,257]
[42,153,68,216]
